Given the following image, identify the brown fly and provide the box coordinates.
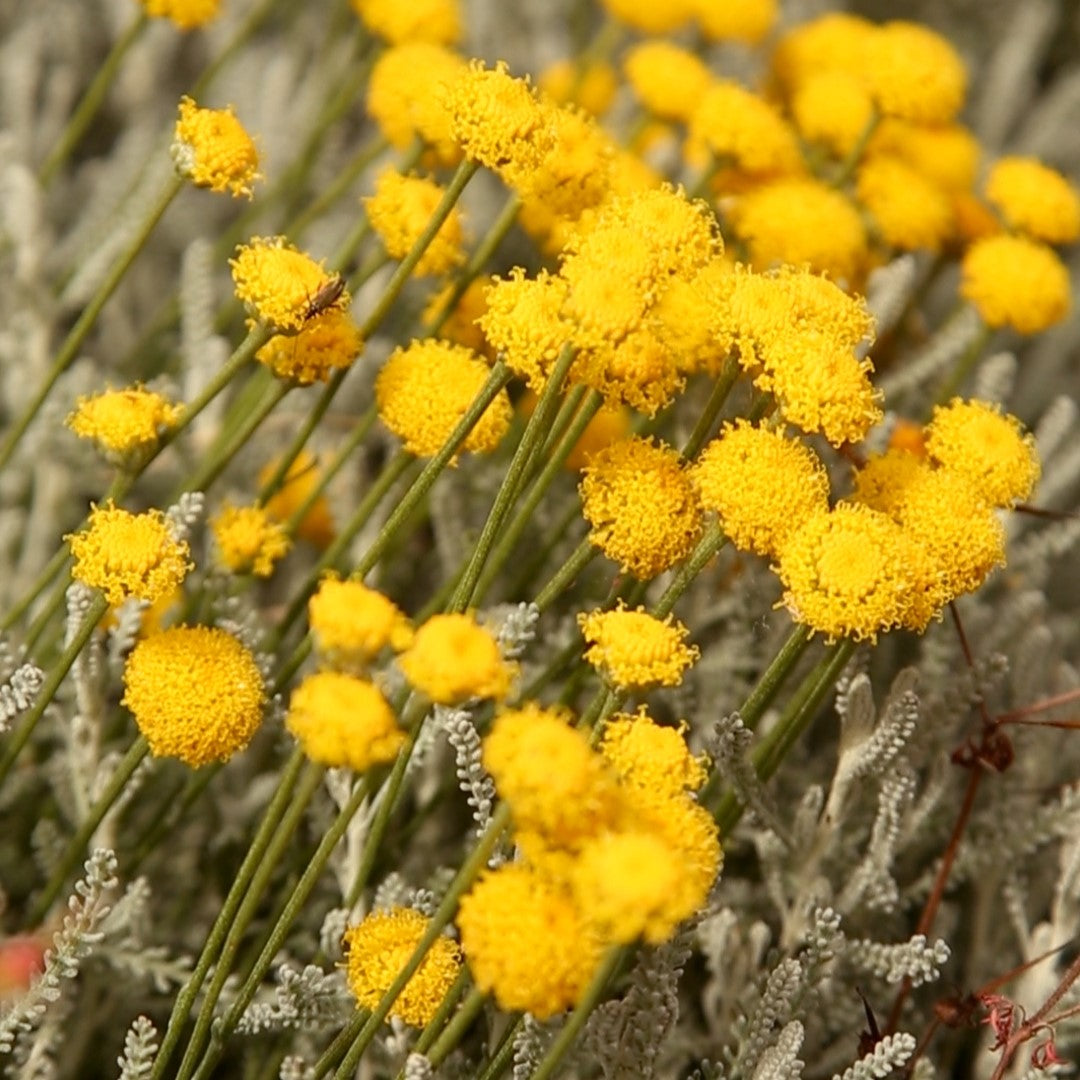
[302,274,346,322]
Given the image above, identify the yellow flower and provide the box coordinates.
[728,178,867,281]
[960,234,1071,334]
[693,0,777,44]
[230,237,349,334]
[790,70,874,158]
[686,80,802,177]
[692,421,830,559]
[171,96,260,199]
[776,505,929,643]
[868,119,981,194]
[137,0,219,30]
[862,21,967,124]
[600,708,708,798]
[66,385,182,463]
[349,0,461,45]
[456,863,601,1018]
[483,703,622,848]
[258,451,336,549]
[366,43,466,167]
[255,307,363,385]
[623,42,714,124]
[210,503,291,578]
[286,672,405,771]
[364,169,466,276]
[598,0,692,33]
[68,502,191,606]
[771,13,875,96]
[985,156,1080,244]
[398,613,513,704]
[579,436,703,580]
[538,59,618,117]
[374,339,512,460]
[579,606,699,690]
[122,626,265,766]
[441,61,554,190]
[308,576,414,667]
[857,155,954,252]
[925,398,1040,508]
[850,447,925,517]
[343,908,461,1027]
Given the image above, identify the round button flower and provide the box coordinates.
[122,626,265,766]
[171,96,260,199]
[375,340,512,461]
[308,576,414,668]
[579,437,703,580]
[960,234,1071,335]
[579,607,699,690]
[138,0,220,30]
[623,42,714,124]
[286,672,405,771]
[398,613,513,704]
[230,237,350,334]
[67,502,191,606]
[343,907,461,1027]
[857,155,954,253]
[599,709,707,799]
[66,385,182,464]
[255,309,363,385]
[985,156,1080,245]
[349,0,461,45]
[210,503,291,579]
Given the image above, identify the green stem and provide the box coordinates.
[449,345,576,613]
[681,355,739,461]
[0,175,184,476]
[38,13,149,185]
[0,592,108,790]
[714,637,855,836]
[533,537,597,613]
[1,549,70,632]
[310,1011,367,1080]
[125,764,221,874]
[474,1017,524,1080]
[287,135,389,240]
[740,623,812,729]
[651,518,728,619]
[528,946,625,1080]
[932,316,992,410]
[26,737,150,927]
[504,495,587,604]
[422,984,486,1069]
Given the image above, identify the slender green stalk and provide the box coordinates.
[651,519,728,619]
[422,983,486,1068]
[681,355,740,461]
[474,1017,524,1080]
[528,946,625,1080]
[504,496,587,603]
[533,537,597,612]
[932,317,992,409]
[126,764,221,874]
[38,13,149,185]
[310,1011,367,1080]
[0,549,69,631]
[449,345,576,612]
[740,624,812,729]
[287,135,389,239]
[26,737,150,926]
[0,592,108,790]
[0,175,184,475]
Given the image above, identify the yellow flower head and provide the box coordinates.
[456,863,600,1018]
[849,447,925,517]
[729,178,867,281]
[598,0,692,33]
[776,504,928,643]
[692,421,830,559]
[687,80,802,177]
[349,0,461,45]
[985,156,1080,244]
[925,398,1040,508]
[374,339,512,461]
[398,612,513,704]
[868,119,981,194]
[693,0,777,44]
[483,703,623,848]
[171,96,260,199]
[862,21,967,124]
[367,43,466,166]
[600,708,708,798]
[286,672,405,771]
[857,155,954,253]
[579,606,699,690]
[66,385,182,463]
[579,436,703,579]
[230,237,349,334]
[122,626,265,766]
[960,234,1071,335]
[364,169,466,277]
[138,0,220,30]
[210,502,291,578]
[441,61,554,189]
[255,308,363,385]
[258,450,336,549]
[538,59,618,117]
[68,502,191,606]
[479,269,571,393]
[790,70,874,158]
[308,576,414,667]
[623,42,714,124]
[343,908,461,1027]
[771,13,875,96]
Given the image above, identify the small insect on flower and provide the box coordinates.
[303,273,347,322]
